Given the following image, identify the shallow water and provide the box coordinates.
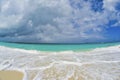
[0,42,120,51]
[0,45,120,80]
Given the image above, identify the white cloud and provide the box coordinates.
[103,0,119,11]
[0,0,120,43]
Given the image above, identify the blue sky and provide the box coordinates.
[0,0,120,43]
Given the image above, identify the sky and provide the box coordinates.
[0,0,120,43]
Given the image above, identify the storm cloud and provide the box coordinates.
[0,0,120,43]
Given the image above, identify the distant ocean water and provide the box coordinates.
[0,42,120,51]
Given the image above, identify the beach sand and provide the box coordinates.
[0,45,120,80]
[0,70,23,80]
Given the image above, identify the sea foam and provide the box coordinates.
[0,45,120,80]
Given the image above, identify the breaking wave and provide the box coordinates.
[0,45,120,80]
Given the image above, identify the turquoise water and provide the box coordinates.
[0,42,120,51]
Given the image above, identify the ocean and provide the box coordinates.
[0,42,120,51]
[0,42,120,80]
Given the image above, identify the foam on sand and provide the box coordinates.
[0,45,120,80]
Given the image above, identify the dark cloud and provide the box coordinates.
[0,0,120,43]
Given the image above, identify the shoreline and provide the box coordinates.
[0,45,120,80]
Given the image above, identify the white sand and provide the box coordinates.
[0,45,120,80]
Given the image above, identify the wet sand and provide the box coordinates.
[0,71,23,80]
[0,45,120,80]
